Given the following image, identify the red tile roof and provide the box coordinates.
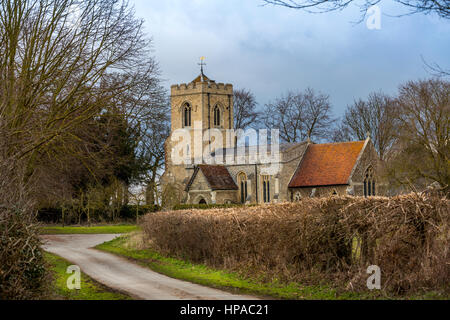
[187,165,238,191]
[288,141,366,188]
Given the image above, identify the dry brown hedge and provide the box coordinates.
[141,194,449,295]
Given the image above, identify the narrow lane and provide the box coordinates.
[41,234,257,300]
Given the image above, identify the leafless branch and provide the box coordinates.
[262,0,450,19]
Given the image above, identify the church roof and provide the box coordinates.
[186,165,238,191]
[191,73,214,84]
[288,141,366,188]
[211,142,308,159]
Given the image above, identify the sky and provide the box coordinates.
[131,0,449,117]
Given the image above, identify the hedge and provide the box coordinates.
[141,194,449,296]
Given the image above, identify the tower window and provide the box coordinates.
[184,103,192,127]
[214,106,221,127]
[364,167,376,197]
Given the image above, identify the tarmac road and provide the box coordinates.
[41,234,257,300]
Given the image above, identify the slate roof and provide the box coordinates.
[211,142,308,160]
[187,165,238,191]
[288,141,366,188]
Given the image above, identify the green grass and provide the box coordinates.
[45,252,131,300]
[41,224,139,235]
[95,235,378,300]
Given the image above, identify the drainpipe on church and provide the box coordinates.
[228,94,232,129]
[255,163,258,204]
[208,93,211,129]
[208,93,211,155]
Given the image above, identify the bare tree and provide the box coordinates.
[234,88,260,130]
[0,0,161,297]
[141,117,170,206]
[262,0,450,19]
[38,76,168,217]
[422,55,450,78]
[103,63,170,205]
[0,0,153,164]
[332,92,398,160]
[263,88,335,143]
[0,0,168,206]
[386,79,449,193]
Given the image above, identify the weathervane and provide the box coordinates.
[198,56,206,75]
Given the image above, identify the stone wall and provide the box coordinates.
[187,168,205,188]
[290,185,349,201]
[187,190,238,205]
[349,140,384,196]
[278,143,309,202]
[215,190,238,204]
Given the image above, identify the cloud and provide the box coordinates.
[132,0,450,116]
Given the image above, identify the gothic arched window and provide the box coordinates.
[364,167,376,197]
[262,175,270,203]
[294,191,302,202]
[238,172,248,204]
[214,106,221,127]
[183,103,192,127]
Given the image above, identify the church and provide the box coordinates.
[162,69,382,205]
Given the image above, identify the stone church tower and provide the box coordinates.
[162,67,235,193]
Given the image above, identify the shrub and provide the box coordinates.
[0,168,50,300]
[141,194,449,296]
[37,204,160,224]
[119,204,160,219]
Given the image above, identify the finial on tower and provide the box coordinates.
[198,56,206,76]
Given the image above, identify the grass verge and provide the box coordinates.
[45,252,131,300]
[95,234,382,300]
[41,224,139,235]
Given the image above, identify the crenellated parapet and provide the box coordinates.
[171,79,233,96]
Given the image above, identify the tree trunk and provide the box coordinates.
[61,206,65,228]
